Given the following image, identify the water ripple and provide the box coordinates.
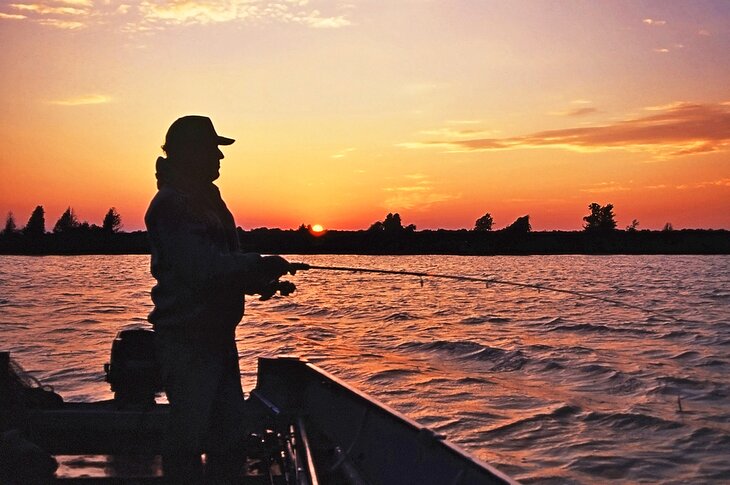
[1,254,728,484]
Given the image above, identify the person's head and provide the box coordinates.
[161,115,234,182]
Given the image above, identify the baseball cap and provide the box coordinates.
[164,115,235,150]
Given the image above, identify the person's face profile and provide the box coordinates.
[198,143,224,181]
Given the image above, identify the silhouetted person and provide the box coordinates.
[145,115,294,481]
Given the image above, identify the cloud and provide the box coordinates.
[295,12,350,28]
[10,3,86,15]
[49,94,113,106]
[552,106,599,117]
[381,174,459,210]
[331,147,355,159]
[57,0,94,6]
[639,178,730,191]
[383,190,459,211]
[579,182,631,194]
[136,1,237,25]
[643,18,666,26]
[0,11,26,19]
[135,1,353,30]
[3,0,93,28]
[401,102,730,157]
[0,0,354,31]
[680,178,730,190]
[419,127,500,138]
[446,119,484,125]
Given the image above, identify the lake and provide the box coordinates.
[1,254,729,483]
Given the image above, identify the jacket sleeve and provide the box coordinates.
[146,192,263,293]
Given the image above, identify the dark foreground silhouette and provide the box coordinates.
[0,227,728,255]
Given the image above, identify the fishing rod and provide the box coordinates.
[289,262,679,321]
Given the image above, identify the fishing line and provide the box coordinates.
[290,263,679,322]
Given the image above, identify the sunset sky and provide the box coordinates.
[1,0,729,232]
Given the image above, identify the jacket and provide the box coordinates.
[145,182,261,331]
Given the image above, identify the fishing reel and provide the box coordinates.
[257,262,309,301]
[258,280,296,301]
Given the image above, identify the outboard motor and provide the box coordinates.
[104,329,162,408]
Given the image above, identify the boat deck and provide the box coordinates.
[6,356,517,484]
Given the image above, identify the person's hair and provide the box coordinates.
[161,143,184,159]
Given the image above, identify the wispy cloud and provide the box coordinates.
[676,178,730,190]
[580,181,631,194]
[382,174,459,211]
[446,119,484,125]
[0,11,27,19]
[0,0,354,31]
[10,3,87,15]
[419,127,501,138]
[643,18,666,26]
[2,1,92,28]
[49,94,113,106]
[400,102,730,158]
[551,106,599,117]
[654,43,685,54]
[331,147,355,159]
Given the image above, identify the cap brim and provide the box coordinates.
[217,136,235,146]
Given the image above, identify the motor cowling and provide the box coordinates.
[104,328,162,408]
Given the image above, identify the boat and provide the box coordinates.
[1,329,517,484]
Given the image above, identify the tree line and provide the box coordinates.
[472,202,675,233]
[2,202,678,237]
[3,206,122,237]
[0,201,727,255]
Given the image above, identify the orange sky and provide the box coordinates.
[1,1,729,232]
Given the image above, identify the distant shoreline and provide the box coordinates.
[1,228,728,256]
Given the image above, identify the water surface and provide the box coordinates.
[1,255,729,483]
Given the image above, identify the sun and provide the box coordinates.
[309,224,326,236]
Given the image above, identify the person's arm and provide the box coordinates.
[146,194,273,293]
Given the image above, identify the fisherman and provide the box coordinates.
[145,115,295,481]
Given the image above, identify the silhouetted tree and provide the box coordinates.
[626,219,639,232]
[473,213,494,232]
[369,212,409,233]
[102,207,123,233]
[383,213,403,232]
[53,207,80,233]
[663,222,674,232]
[24,206,45,237]
[3,212,17,235]
[583,203,616,232]
[368,221,384,232]
[503,215,531,233]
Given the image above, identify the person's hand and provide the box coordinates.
[259,255,291,279]
[258,280,297,301]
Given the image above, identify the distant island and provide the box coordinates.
[1,206,728,255]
